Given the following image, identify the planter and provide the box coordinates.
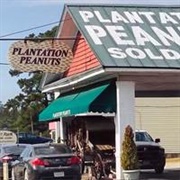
[122,169,140,180]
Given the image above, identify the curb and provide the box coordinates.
[165,158,180,169]
[166,157,180,163]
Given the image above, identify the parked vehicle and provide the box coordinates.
[11,143,82,180]
[135,130,166,174]
[17,132,53,144]
[82,129,165,179]
[62,118,166,179]
[0,143,29,180]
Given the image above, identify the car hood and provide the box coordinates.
[135,141,160,147]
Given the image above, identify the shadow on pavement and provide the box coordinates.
[140,168,180,180]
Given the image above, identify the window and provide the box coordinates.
[34,145,71,155]
[3,145,27,155]
[135,132,154,142]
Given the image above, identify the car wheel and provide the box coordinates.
[154,165,165,174]
[11,168,16,180]
[24,169,29,180]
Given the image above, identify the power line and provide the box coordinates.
[0,21,59,38]
[0,17,72,38]
[0,37,80,41]
[0,18,74,64]
[0,36,79,64]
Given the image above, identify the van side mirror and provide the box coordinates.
[155,138,160,143]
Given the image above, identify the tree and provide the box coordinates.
[0,26,57,134]
[121,125,139,170]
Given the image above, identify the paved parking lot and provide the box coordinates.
[82,158,180,180]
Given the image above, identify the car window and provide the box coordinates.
[34,145,72,155]
[3,145,27,155]
[29,151,33,157]
[20,148,27,158]
[18,133,24,138]
[20,146,31,158]
[27,133,37,139]
[135,132,154,142]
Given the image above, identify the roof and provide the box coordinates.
[66,4,180,69]
[39,4,180,95]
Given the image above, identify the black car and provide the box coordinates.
[135,130,166,173]
[17,132,53,144]
[11,143,81,180]
[0,143,29,180]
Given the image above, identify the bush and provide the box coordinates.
[121,125,139,170]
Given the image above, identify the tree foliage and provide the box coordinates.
[0,26,57,135]
[121,125,139,170]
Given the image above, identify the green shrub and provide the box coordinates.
[121,125,139,170]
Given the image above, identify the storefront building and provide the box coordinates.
[38,4,180,179]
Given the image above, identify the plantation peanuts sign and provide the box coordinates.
[8,40,73,73]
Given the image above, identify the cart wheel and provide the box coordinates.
[92,153,103,180]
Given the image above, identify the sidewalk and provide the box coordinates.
[165,157,180,169]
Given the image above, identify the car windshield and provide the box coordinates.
[135,132,154,142]
[3,145,27,155]
[34,145,72,155]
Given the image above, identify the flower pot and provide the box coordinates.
[122,169,140,180]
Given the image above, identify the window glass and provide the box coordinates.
[34,145,72,155]
[3,145,27,155]
[135,132,154,142]
[20,147,31,158]
[27,134,36,139]
[18,133,24,138]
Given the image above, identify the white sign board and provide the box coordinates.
[0,130,17,144]
[8,40,73,73]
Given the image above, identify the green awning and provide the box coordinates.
[39,82,116,121]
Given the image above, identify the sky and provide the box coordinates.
[0,0,179,104]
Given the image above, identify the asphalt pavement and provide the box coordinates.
[82,158,180,180]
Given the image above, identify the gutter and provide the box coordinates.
[41,67,105,93]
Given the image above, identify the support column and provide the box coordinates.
[55,120,60,143]
[54,91,61,143]
[60,118,65,143]
[115,81,135,179]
